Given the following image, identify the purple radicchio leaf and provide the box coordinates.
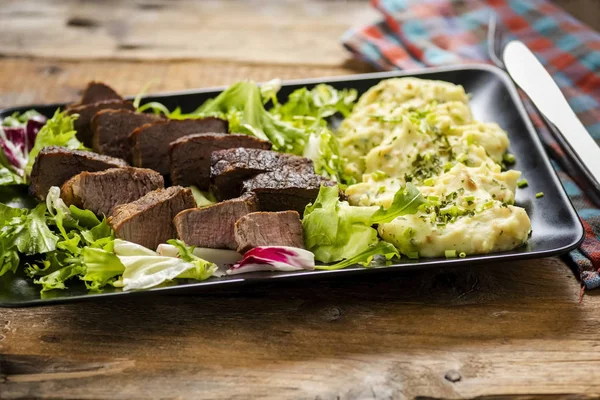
[25,117,46,153]
[226,246,315,275]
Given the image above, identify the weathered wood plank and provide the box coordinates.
[0,0,379,66]
[1,258,598,399]
[0,58,373,108]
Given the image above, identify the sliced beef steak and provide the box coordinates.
[66,99,135,147]
[131,118,228,175]
[60,167,164,217]
[92,109,162,163]
[210,148,314,200]
[79,81,123,104]
[109,186,195,250]
[242,169,335,214]
[29,146,128,200]
[174,193,258,250]
[169,133,271,190]
[234,211,304,253]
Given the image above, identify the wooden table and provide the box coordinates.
[1,1,599,399]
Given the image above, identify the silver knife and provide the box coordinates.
[503,40,600,187]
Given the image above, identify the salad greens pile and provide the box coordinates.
[0,79,426,294]
[303,184,425,270]
[0,186,217,292]
[137,81,358,184]
[0,110,83,186]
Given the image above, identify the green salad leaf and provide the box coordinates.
[2,110,44,127]
[270,84,357,125]
[370,183,426,224]
[303,183,425,265]
[112,239,217,291]
[0,202,60,279]
[166,239,218,280]
[0,155,23,186]
[133,81,357,184]
[303,128,355,185]
[8,187,118,292]
[13,203,59,255]
[195,81,308,154]
[316,241,399,271]
[24,110,84,177]
[303,185,379,263]
[82,247,125,291]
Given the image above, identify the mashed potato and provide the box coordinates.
[339,77,531,258]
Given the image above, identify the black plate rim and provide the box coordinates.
[0,64,585,307]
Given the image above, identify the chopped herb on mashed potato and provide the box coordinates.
[337,77,531,258]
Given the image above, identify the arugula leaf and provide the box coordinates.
[315,241,399,271]
[25,110,84,177]
[370,183,426,224]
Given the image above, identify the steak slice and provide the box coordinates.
[60,167,164,217]
[210,148,314,200]
[242,169,335,214]
[169,133,271,190]
[67,99,135,147]
[79,81,123,104]
[234,211,304,253]
[29,146,128,200]
[91,109,162,163]
[109,186,196,250]
[174,193,258,250]
[131,118,228,175]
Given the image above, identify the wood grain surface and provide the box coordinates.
[1,1,600,399]
[0,0,379,65]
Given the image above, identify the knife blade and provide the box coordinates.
[503,40,600,188]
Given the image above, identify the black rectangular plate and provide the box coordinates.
[0,65,584,307]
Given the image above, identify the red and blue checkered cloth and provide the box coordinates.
[342,0,600,289]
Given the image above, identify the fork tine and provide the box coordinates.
[487,14,505,69]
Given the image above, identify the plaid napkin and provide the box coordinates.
[342,0,600,289]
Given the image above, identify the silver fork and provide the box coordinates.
[487,14,600,206]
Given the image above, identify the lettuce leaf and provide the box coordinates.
[303,184,424,265]
[82,247,125,290]
[13,203,59,255]
[194,81,308,155]
[166,239,218,280]
[303,128,354,185]
[303,185,379,263]
[17,187,117,292]
[270,84,357,124]
[113,239,217,291]
[133,81,357,176]
[24,110,84,177]
[35,264,86,292]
